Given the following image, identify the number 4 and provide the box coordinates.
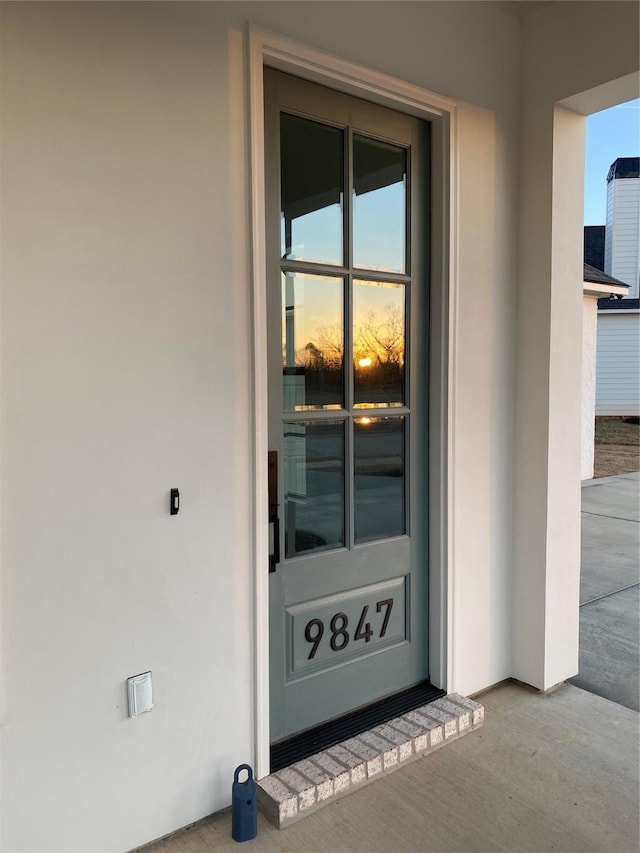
[354,605,373,643]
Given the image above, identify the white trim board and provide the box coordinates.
[247,24,459,779]
[583,282,629,298]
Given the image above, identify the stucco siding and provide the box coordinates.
[514,0,638,690]
[0,3,521,850]
[0,1,638,851]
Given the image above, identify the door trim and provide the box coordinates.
[247,23,460,778]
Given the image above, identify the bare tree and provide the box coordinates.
[355,303,404,366]
[312,323,343,367]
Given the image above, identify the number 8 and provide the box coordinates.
[330,612,349,651]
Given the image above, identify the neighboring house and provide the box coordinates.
[597,296,640,415]
[585,158,640,418]
[605,157,640,297]
[582,265,629,479]
[601,157,640,415]
[1,3,639,851]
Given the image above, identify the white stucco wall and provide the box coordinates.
[514,1,639,691]
[0,2,638,851]
[0,6,255,851]
[0,4,520,850]
[582,296,599,479]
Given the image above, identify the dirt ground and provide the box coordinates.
[594,417,640,479]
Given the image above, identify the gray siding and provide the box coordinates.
[595,311,640,415]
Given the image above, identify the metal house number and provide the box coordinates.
[304,598,394,660]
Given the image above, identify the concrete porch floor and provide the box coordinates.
[139,681,639,853]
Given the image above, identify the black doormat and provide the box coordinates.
[270,681,445,773]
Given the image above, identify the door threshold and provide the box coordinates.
[270,681,445,773]
[259,692,485,829]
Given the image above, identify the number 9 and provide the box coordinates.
[305,618,324,660]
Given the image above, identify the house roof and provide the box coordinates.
[583,263,628,287]
[584,225,605,271]
[607,157,640,182]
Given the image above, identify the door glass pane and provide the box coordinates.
[353,279,405,408]
[280,112,344,265]
[284,420,345,557]
[282,272,344,411]
[353,136,406,273]
[354,417,405,544]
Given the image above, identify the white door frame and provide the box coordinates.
[247,24,459,778]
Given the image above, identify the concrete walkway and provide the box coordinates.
[138,681,639,853]
[573,472,639,711]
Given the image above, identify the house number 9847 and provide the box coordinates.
[304,598,394,660]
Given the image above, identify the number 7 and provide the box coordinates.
[376,598,393,637]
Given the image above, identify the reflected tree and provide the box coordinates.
[354,303,404,367]
[313,323,343,367]
[354,302,404,405]
[283,303,404,408]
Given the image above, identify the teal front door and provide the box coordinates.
[265,68,431,743]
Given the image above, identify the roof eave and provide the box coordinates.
[583,280,629,298]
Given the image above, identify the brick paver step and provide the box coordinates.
[257,693,484,829]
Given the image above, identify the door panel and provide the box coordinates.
[265,68,430,743]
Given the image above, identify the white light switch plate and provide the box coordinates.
[127,672,154,717]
